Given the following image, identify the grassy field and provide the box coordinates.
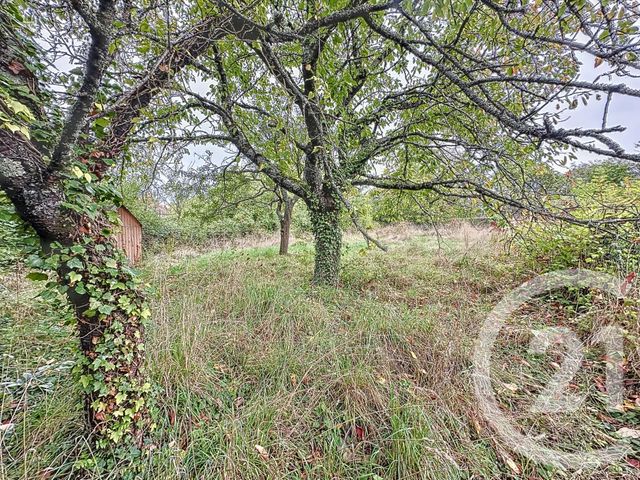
[1,226,638,479]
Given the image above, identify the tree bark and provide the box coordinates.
[309,206,342,286]
[63,238,152,447]
[279,206,292,255]
[2,123,153,451]
[278,192,295,255]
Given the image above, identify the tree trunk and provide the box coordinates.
[2,128,153,470]
[279,196,293,255]
[50,231,153,471]
[309,207,342,286]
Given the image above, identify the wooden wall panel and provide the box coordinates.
[115,207,142,264]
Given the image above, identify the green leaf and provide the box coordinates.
[67,257,84,269]
[70,245,86,254]
[26,272,48,281]
[69,272,82,284]
[98,304,115,315]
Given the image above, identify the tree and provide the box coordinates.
[2,0,639,471]
[0,2,387,469]
[0,0,269,471]
[162,0,639,285]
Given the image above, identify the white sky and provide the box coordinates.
[560,51,640,164]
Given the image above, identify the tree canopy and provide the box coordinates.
[1,0,639,473]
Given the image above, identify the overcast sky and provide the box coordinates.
[560,51,640,164]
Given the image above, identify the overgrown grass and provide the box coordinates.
[1,229,638,479]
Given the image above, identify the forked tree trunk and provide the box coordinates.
[2,130,153,468]
[309,207,342,286]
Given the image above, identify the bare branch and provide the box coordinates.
[50,0,117,173]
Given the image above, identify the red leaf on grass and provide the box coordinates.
[594,375,607,393]
[626,458,640,469]
[355,425,365,441]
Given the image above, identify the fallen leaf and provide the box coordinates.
[38,468,54,480]
[355,425,365,441]
[621,271,637,295]
[341,446,359,463]
[627,458,640,469]
[616,427,640,439]
[0,422,15,434]
[504,456,521,474]
[472,418,482,434]
[255,444,269,460]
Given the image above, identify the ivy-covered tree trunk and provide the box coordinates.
[61,236,153,461]
[309,205,342,286]
[28,194,155,474]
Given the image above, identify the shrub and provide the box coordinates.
[518,162,640,274]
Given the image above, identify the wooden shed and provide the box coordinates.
[116,206,143,265]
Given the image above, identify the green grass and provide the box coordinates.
[1,231,638,479]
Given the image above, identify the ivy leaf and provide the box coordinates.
[98,304,115,315]
[4,98,34,120]
[69,272,82,284]
[70,245,86,254]
[115,392,127,405]
[71,166,84,178]
[1,121,30,139]
[67,257,84,269]
[26,271,48,281]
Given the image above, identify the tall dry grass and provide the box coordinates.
[1,225,638,479]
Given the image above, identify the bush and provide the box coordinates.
[518,162,640,274]
[369,188,483,226]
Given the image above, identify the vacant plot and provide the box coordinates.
[1,230,638,479]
